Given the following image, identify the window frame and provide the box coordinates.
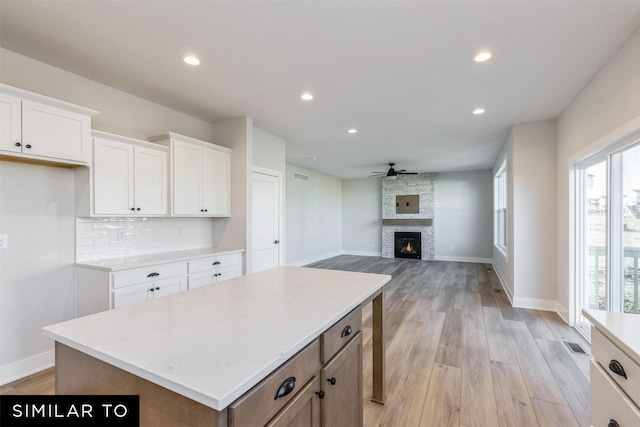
[494,159,507,257]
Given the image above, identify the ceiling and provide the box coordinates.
[2,1,640,179]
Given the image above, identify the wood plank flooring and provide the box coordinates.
[307,256,591,427]
[1,256,591,426]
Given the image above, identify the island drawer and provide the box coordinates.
[321,307,362,363]
[188,252,242,274]
[228,338,321,427]
[112,262,187,289]
[591,360,640,426]
[592,327,640,405]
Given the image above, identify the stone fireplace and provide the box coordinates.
[381,173,435,260]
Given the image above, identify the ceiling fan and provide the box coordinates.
[369,163,418,179]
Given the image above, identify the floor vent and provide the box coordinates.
[293,172,309,182]
[564,341,587,354]
[487,267,493,271]
[494,289,502,293]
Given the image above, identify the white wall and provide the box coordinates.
[253,127,286,173]
[342,178,382,256]
[512,120,557,307]
[286,165,342,266]
[0,162,75,383]
[434,170,493,263]
[0,49,217,384]
[556,29,640,321]
[492,120,558,309]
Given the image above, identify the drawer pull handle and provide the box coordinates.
[212,261,221,266]
[315,390,325,399]
[609,360,627,379]
[274,377,296,400]
[147,272,160,278]
[341,325,353,338]
[608,420,620,427]
[327,377,336,385]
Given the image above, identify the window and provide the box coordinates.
[494,159,507,256]
[575,139,640,338]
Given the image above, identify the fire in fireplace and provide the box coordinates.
[394,232,421,259]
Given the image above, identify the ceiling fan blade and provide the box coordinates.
[398,172,417,175]
[368,173,385,177]
[396,169,407,173]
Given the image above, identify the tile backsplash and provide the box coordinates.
[76,217,213,262]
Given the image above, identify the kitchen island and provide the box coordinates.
[44,266,391,426]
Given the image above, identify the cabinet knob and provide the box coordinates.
[131,208,135,211]
[204,209,208,212]
[341,325,353,338]
[609,360,627,379]
[149,288,155,292]
[14,142,21,147]
[608,420,620,427]
[274,240,279,244]
[155,287,160,291]
[274,377,296,400]
[327,377,337,386]
[136,207,141,211]
[315,390,325,399]
[25,144,32,149]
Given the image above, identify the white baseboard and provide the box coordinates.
[0,349,54,386]
[341,250,382,257]
[435,255,493,264]
[555,302,570,324]
[286,251,343,267]
[492,264,514,304]
[512,296,559,312]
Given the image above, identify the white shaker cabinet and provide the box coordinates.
[148,132,231,217]
[75,131,168,217]
[0,84,98,166]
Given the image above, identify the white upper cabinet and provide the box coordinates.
[148,132,231,217]
[76,131,168,217]
[0,84,98,166]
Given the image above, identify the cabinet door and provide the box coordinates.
[134,146,167,215]
[188,271,217,290]
[152,276,187,298]
[0,93,22,153]
[93,138,135,215]
[21,100,91,162]
[172,140,202,215]
[202,147,231,216]
[266,377,322,427]
[217,264,241,283]
[320,332,363,427]
[113,283,153,309]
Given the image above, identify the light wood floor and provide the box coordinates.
[307,256,591,427]
[2,256,591,426]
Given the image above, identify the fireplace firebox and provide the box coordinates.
[394,232,421,259]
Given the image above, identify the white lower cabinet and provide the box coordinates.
[75,251,244,317]
[113,275,187,309]
[590,324,640,427]
[187,253,243,289]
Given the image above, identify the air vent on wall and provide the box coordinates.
[293,172,309,182]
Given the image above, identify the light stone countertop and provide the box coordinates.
[44,266,391,410]
[75,247,244,272]
[583,309,640,362]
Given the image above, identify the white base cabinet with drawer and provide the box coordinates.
[228,308,363,427]
[188,252,243,289]
[76,262,188,317]
[584,309,640,427]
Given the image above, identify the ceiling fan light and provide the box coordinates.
[387,175,397,180]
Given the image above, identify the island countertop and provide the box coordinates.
[43,266,391,411]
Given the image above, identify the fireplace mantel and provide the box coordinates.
[382,219,433,226]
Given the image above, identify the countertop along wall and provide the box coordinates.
[0,48,217,384]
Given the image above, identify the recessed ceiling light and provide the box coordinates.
[347,128,358,134]
[473,108,485,115]
[474,51,492,62]
[301,93,313,101]
[184,55,200,66]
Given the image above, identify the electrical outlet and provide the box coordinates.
[0,234,7,249]
[117,229,126,241]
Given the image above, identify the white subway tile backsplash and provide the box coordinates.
[76,217,213,262]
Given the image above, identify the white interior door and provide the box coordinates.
[252,171,280,273]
